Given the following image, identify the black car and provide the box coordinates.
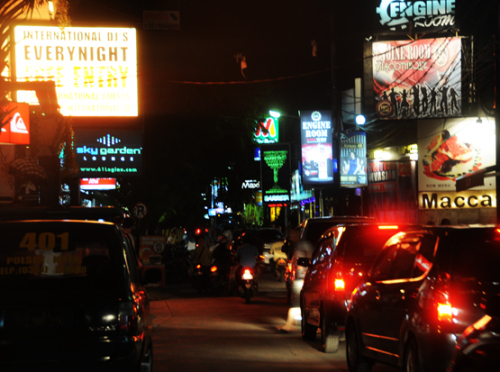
[300,223,410,353]
[285,216,376,307]
[346,226,500,372]
[447,315,500,372]
[0,220,155,372]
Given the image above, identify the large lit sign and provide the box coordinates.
[368,161,397,193]
[261,144,290,204]
[418,117,496,192]
[300,110,333,186]
[255,117,279,144]
[73,127,143,177]
[0,102,30,145]
[373,37,461,120]
[340,131,368,187]
[376,0,456,32]
[419,190,496,209]
[14,26,138,117]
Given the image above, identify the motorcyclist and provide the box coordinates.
[230,232,260,292]
[210,234,233,287]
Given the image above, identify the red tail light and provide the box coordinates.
[210,266,218,273]
[334,278,345,291]
[196,264,201,269]
[437,302,453,322]
[242,269,254,280]
[378,225,399,229]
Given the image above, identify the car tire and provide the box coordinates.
[301,306,317,340]
[404,338,423,372]
[139,343,153,372]
[346,323,373,372]
[321,310,339,353]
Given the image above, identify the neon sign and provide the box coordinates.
[255,117,279,144]
[14,26,138,117]
[376,0,456,31]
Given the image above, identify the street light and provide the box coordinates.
[355,114,366,125]
[269,110,281,118]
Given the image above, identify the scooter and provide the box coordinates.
[274,257,287,282]
[237,266,258,304]
[191,264,210,293]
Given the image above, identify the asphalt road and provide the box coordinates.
[148,269,399,372]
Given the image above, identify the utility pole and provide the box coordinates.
[331,4,343,216]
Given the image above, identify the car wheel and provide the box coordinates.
[139,343,153,372]
[301,306,317,340]
[346,323,372,372]
[404,338,423,372]
[321,310,339,353]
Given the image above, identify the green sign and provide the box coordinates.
[255,117,279,144]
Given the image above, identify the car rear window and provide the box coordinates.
[0,222,124,293]
[446,229,500,282]
[340,226,403,263]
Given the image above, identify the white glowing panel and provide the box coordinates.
[14,26,138,117]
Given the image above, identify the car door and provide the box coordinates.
[356,243,399,359]
[377,234,438,361]
[302,237,332,327]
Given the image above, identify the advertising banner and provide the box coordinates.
[255,117,279,144]
[0,102,30,145]
[260,143,291,204]
[418,117,496,192]
[340,131,368,187]
[14,26,138,117]
[373,0,456,34]
[373,37,461,120]
[73,127,143,177]
[80,178,116,190]
[300,110,333,185]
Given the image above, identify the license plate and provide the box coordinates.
[9,309,66,327]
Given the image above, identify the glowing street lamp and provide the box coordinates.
[355,114,366,125]
[269,110,281,118]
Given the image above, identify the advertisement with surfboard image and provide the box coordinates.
[418,117,496,192]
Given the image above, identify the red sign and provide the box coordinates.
[80,178,116,190]
[0,102,30,145]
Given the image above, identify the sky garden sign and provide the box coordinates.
[376,0,456,32]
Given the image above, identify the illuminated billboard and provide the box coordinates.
[340,131,367,187]
[73,127,143,177]
[300,110,333,185]
[14,26,138,117]
[418,117,496,192]
[0,102,30,145]
[373,37,461,120]
[260,143,291,204]
[255,117,279,144]
[80,178,116,190]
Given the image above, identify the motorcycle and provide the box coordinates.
[191,263,210,293]
[274,257,287,282]
[208,264,229,295]
[237,266,258,304]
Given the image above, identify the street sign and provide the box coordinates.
[133,202,148,219]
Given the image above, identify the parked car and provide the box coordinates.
[447,314,500,372]
[0,219,155,371]
[284,216,375,307]
[346,226,500,372]
[300,223,411,353]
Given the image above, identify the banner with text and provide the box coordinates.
[260,143,291,204]
[14,26,138,117]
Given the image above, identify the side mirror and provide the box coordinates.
[297,257,310,267]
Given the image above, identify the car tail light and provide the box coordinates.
[211,265,218,273]
[196,264,201,270]
[287,263,292,273]
[118,301,138,333]
[242,269,254,280]
[437,302,453,322]
[334,278,345,291]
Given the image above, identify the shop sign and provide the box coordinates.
[375,0,456,32]
[300,110,333,185]
[373,37,461,120]
[419,190,496,209]
[241,180,260,189]
[14,26,138,117]
[261,143,290,204]
[255,117,279,144]
[0,102,30,145]
[399,163,412,177]
[74,128,143,177]
[80,178,116,190]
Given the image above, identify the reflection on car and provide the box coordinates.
[346,226,500,372]
[0,220,155,372]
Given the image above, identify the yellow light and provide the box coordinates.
[334,279,345,291]
[437,303,453,321]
